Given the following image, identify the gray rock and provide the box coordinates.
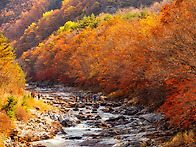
[139,113,163,123]
[124,140,141,147]
[124,107,139,115]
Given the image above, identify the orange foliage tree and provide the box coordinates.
[21,0,196,130]
[159,78,196,130]
[156,0,196,130]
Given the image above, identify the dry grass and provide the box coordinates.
[162,131,195,147]
[28,98,56,112]
[0,135,4,147]
[0,133,4,147]
[0,112,12,136]
[1,93,56,111]
[15,107,28,122]
[51,121,62,128]
[0,94,12,105]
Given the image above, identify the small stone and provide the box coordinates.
[34,144,46,147]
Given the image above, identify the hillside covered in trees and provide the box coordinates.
[0,0,195,144]
[0,0,167,57]
[20,0,196,131]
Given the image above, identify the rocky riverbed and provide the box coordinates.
[4,84,175,147]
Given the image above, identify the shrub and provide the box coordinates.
[21,95,29,107]
[14,107,28,122]
[3,96,18,119]
[163,131,195,147]
[0,112,12,136]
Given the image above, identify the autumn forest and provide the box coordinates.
[0,0,196,144]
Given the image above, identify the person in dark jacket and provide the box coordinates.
[93,94,97,102]
[38,94,41,100]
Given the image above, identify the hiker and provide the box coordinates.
[31,92,34,98]
[31,92,35,98]
[88,95,91,102]
[81,96,84,102]
[79,94,82,102]
[85,96,88,102]
[75,96,78,102]
[38,94,41,100]
[93,94,97,102]
[124,98,127,103]
[84,95,88,102]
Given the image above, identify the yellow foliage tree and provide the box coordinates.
[0,34,25,95]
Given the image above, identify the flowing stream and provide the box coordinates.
[26,84,168,147]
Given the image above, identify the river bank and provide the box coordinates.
[4,84,176,147]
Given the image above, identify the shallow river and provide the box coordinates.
[26,84,166,147]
